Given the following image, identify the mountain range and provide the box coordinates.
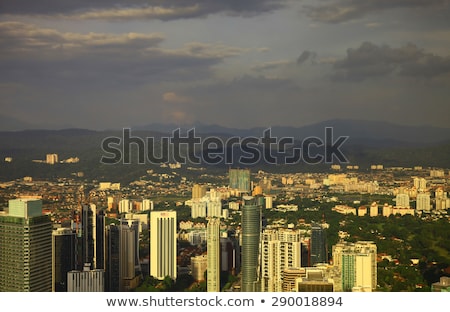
[0,118,449,183]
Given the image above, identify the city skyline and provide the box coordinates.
[1,0,450,130]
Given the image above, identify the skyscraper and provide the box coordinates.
[333,241,377,292]
[96,209,106,270]
[0,198,52,291]
[106,222,141,291]
[81,204,95,269]
[229,168,251,193]
[261,228,302,291]
[52,227,76,292]
[241,196,261,292]
[207,217,220,292]
[150,211,177,280]
[310,223,328,266]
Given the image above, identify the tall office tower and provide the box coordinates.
[52,227,76,292]
[150,211,177,280]
[222,231,241,275]
[310,223,328,266]
[121,218,142,278]
[333,241,377,292]
[207,217,221,292]
[106,224,120,291]
[67,263,105,292]
[395,193,410,208]
[241,196,261,292]
[106,223,140,291]
[261,228,302,292]
[416,193,431,211]
[220,237,234,274]
[96,210,106,270]
[192,184,207,200]
[0,198,52,291]
[80,203,96,269]
[229,168,251,193]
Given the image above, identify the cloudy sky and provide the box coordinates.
[1,0,449,130]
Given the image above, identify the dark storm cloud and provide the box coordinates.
[297,50,317,65]
[0,22,243,87]
[0,0,286,20]
[303,0,449,23]
[332,42,450,81]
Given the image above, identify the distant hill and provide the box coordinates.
[135,119,450,146]
[0,120,449,183]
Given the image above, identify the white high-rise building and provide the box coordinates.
[207,218,220,292]
[119,199,132,213]
[46,153,58,164]
[369,202,378,217]
[142,199,154,211]
[191,201,207,218]
[416,193,431,211]
[413,177,427,192]
[260,228,302,292]
[395,193,410,208]
[333,241,377,292]
[150,211,177,280]
[207,200,222,218]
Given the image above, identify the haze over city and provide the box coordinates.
[1,0,450,131]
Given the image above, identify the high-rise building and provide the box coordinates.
[106,222,141,292]
[333,241,377,292]
[310,223,328,266]
[192,184,207,200]
[416,193,431,211]
[46,153,58,164]
[52,227,76,292]
[142,199,154,211]
[106,224,120,292]
[119,199,132,214]
[241,196,261,292]
[0,198,52,291]
[191,201,207,218]
[229,168,251,193]
[261,228,302,292]
[207,217,220,292]
[81,204,95,270]
[395,193,410,208]
[413,177,427,192]
[67,263,104,292]
[207,200,222,218]
[191,255,208,282]
[369,202,379,217]
[150,211,177,280]
[96,210,106,270]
